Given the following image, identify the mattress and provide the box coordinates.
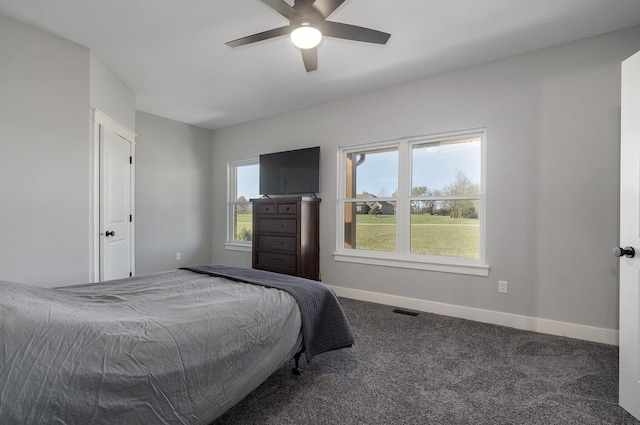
[0,269,304,424]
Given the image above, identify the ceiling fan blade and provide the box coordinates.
[321,21,390,44]
[301,47,318,72]
[226,26,290,47]
[312,0,346,18]
[261,0,297,20]
[294,0,316,10]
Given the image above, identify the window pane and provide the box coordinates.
[412,137,481,195]
[231,162,258,243]
[236,163,260,201]
[234,203,253,241]
[337,131,485,271]
[410,200,480,258]
[346,148,398,198]
[344,201,396,252]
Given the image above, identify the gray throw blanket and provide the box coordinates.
[182,264,355,361]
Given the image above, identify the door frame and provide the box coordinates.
[90,109,136,282]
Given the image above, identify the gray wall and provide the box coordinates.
[211,26,640,332]
[0,13,139,287]
[135,111,212,275]
[90,53,136,132]
[0,14,91,286]
[0,13,210,286]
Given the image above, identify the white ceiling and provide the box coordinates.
[1,0,640,130]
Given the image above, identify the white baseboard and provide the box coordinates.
[330,285,619,346]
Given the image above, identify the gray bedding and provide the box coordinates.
[0,269,310,424]
[183,264,355,361]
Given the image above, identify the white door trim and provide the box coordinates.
[90,109,136,282]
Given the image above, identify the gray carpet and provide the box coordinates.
[213,298,639,424]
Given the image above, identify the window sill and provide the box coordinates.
[333,251,489,276]
[224,242,252,252]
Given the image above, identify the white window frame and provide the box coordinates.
[334,128,489,276]
[225,158,258,252]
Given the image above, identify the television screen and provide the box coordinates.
[259,146,320,195]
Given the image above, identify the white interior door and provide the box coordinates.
[100,125,133,281]
[618,50,640,421]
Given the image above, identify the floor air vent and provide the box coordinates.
[392,308,419,317]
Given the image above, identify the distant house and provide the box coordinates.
[356,193,396,215]
[356,202,370,214]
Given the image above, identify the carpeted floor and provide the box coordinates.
[213,298,639,424]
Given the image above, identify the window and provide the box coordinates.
[226,159,259,250]
[335,129,488,276]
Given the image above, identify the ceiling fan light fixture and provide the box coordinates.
[290,22,322,49]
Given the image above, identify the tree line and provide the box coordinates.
[410,170,479,219]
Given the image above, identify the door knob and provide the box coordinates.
[105,230,115,237]
[613,246,635,258]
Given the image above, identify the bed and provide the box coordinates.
[0,264,355,424]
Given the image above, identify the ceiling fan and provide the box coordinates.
[226,0,391,72]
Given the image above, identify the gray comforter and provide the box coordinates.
[1,269,311,424]
[183,264,355,361]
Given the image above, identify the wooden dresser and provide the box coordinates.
[251,196,320,280]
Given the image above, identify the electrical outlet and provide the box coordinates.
[498,280,508,294]
[176,252,181,261]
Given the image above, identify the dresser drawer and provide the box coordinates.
[257,218,297,234]
[256,203,277,215]
[256,252,296,272]
[258,235,296,252]
[277,203,297,215]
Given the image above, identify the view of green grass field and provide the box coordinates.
[235,213,479,258]
[347,214,478,257]
[235,213,253,241]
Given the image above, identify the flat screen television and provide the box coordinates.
[259,146,320,196]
